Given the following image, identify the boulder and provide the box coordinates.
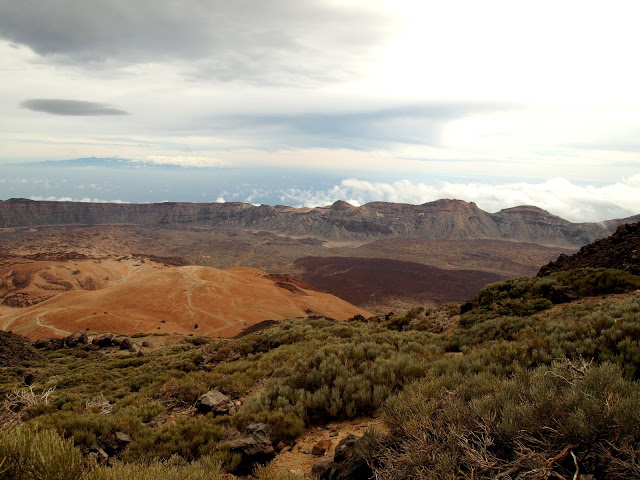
[227,423,275,475]
[195,389,234,413]
[92,333,114,347]
[34,337,65,350]
[316,434,373,480]
[65,331,88,347]
[119,338,140,352]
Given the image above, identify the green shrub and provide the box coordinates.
[125,416,226,462]
[0,425,84,480]
[87,456,223,480]
[375,361,640,479]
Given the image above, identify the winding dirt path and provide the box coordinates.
[184,266,234,331]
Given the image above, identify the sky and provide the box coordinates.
[1,0,639,222]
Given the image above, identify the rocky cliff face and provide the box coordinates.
[539,221,640,275]
[1,198,635,248]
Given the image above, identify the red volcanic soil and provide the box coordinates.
[1,264,371,340]
[294,256,504,309]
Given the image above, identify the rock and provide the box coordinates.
[196,389,234,413]
[88,442,109,465]
[276,441,286,452]
[312,438,332,455]
[65,331,88,347]
[312,458,334,479]
[115,431,131,443]
[333,434,359,463]
[141,340,151,347]
[92,333,114,347]
[120,338,140,352]
[34,337,65,350]
[324,434,373,480]
[227,423,275,475]
[96,448,108,464]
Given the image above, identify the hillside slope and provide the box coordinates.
[0,263,371,339]
[539,221,640,276]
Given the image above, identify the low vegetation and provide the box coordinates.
[1,267,639,479]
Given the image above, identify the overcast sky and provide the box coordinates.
[1,0,639,221]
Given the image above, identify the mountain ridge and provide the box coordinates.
[1,198,638,248]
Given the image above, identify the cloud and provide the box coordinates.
[21,99,128,116]
[204,103,509,149]
[279,177,640,223]
[0,0,391,85]
[29,195,125,203]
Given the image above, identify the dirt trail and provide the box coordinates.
[33,311,72,336]
[270,417,387,478]
[183,266,234,329]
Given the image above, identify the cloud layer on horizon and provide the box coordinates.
[279,176,640,223]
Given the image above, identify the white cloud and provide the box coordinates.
[279,177,640,223]
[215,196,225,203]
[29,195,125,204]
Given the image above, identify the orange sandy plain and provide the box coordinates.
[0,257,371,339]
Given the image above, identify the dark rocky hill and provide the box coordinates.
[1,198,637,248]
[539,222,640,275]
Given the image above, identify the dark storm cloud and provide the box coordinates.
[21,99,129,116]
[0,0,390,84]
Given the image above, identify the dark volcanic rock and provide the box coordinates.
[92,333,114,347]
[539,222,640,276]
[0,331,42,367]
[315,433,373,480]
[65,331,88,347]
[295,256,504,307]
[227,423,275,475]
[34,337,65,350]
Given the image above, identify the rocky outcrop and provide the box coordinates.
[539,222,640,276]
[1,198,636,248]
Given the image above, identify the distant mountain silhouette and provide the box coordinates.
[1,198,638,248]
